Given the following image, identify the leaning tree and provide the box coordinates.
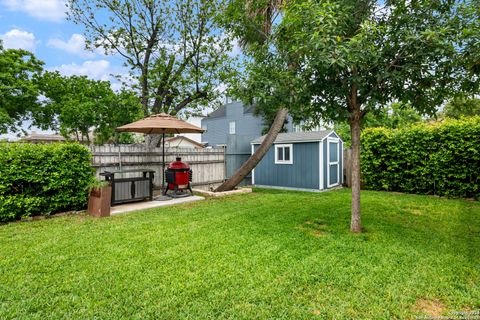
[215,0,304,192]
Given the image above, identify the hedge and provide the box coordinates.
[0,143,95,221]
[361,117,480,199]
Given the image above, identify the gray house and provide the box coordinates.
[202,101,294,184]
[251,130,343,191]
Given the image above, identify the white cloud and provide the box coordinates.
[51,60,113,81]
[1,28,37,51]
[109,81,123,92]
[47,34,100,58]
[2,0,66,22]
[50,60,131,92]
[229,38,242,57]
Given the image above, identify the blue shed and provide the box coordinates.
[251,130,343,191]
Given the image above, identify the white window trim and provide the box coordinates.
[275,144,293,164]
[327,137,340,188]
[251,144,255,185]
[319,141,323,190]
[229,121,236,134]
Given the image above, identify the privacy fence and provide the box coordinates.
[343,148,352,188]
[89,145,226,190]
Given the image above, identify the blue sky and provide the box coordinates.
[0,0,126,88]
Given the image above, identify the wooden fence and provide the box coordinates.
[89,145,226,190]
[343,148,352,188]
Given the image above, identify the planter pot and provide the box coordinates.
[87,185,112,217]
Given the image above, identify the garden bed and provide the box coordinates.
[192,187,252,197]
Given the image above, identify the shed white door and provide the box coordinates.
[328,138,340,187]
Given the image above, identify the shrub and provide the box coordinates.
[0,143,95,221]
[361,117,480,199]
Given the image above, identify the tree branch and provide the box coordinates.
[174,90,208,113]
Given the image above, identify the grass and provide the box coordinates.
[0,188,479,319]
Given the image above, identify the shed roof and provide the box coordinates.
[251,130,334,144]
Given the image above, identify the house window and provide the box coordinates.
[275,144,293,164]
[229,121,236,134]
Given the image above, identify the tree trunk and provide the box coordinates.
[145,134,162,148]
[215,107,288,192]
[349,109,362,233]
[140,69,149,116]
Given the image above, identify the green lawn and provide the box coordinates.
[0,189,479,319]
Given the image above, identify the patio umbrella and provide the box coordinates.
[117,113,204,192]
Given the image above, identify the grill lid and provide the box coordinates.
[167,157,190,170]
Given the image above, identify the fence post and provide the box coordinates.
[343,148,352,188]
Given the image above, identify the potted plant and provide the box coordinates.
[87,179,111,217]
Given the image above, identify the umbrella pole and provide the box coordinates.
[162,131,166,194]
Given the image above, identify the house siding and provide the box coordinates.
[253,142,319,189]
[202,101,294,184]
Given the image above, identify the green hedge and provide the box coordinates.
[361,117,480,199]
[0,143,95,221]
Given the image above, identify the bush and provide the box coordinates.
[361,117,480,199]
[0,143,95,221]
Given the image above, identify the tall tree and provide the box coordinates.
[0,42,44,134]
[279,0,475,232]
[66,0,233,117]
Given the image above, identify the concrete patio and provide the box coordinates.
[110,195,205,215]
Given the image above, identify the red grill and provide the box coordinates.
[164,157,193,196]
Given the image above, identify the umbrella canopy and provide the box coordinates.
[117,113,204,134]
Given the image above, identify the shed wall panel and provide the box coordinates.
[254,142,319,189]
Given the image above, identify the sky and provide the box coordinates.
[0,0,131,139]
[0,0,126,85]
